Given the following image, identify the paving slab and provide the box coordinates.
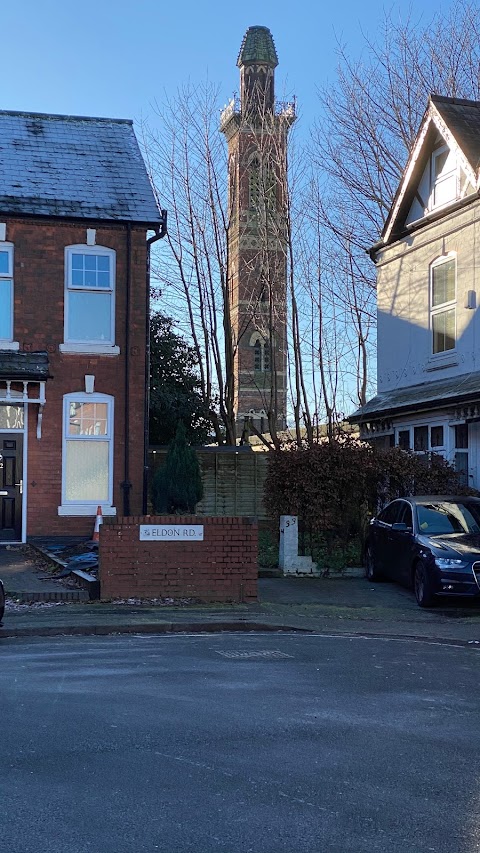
[1,574,480,643]
[1,544,480,642]
[0,545,88,602]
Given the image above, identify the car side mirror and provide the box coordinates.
[391,522,410,532]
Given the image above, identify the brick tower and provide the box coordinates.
[220,26,295,438]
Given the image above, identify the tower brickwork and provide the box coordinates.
[220,26,295,437]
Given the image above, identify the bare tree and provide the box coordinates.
[141,83,237,445]
[142,77,374,448]
[143,81,304,448]
[312,1,480,409]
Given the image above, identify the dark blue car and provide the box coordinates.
[364,496,480,607]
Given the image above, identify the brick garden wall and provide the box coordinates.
[99,515,258,602]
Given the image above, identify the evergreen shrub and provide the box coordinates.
[152,422,204,514]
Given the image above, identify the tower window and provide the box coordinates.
[254,340,262,370]
[263,342,271,371]
[253,337,271,372]
[249,158,261,209]
[248,157,276,212]
[264,165,276,210]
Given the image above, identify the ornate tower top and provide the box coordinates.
[235,26,279,116]
[237,26,278,68]
[220,25,295,135]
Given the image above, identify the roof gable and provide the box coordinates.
[0,110,161,223]
[380,95,480,249]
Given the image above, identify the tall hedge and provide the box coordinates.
[264,437,475,543]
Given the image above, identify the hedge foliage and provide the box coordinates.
[264,437,476,547]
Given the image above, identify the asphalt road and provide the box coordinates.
[1,632,479,853]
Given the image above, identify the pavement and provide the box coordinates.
[1,543,480,642]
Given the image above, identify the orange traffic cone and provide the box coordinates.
[91,505,103,543]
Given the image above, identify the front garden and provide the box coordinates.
[263,437,475,571]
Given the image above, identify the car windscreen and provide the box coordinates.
[416,502,480,535]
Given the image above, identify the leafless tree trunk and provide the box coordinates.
[141,83,237,444]
[142,81,303,448]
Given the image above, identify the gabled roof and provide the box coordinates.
[378,95,480,252]
[433,95,480,169]
[0,110,161,223]
[237,26,278,68]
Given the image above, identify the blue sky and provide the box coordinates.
[3,0,442,134]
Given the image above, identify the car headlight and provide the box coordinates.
[434,558,468,569]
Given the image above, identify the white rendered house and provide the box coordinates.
[351,95,480,488]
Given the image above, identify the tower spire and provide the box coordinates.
[237,25,278,115]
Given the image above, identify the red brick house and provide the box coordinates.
[0,110,165,542]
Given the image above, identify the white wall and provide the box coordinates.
[376,201,480,394]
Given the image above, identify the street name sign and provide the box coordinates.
[139,524,204,541]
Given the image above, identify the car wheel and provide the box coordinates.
[414,560,436,608]
[365,545,382,581]
[0,580,4,623]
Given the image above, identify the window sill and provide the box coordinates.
[57,505,117,516]
[0,341,20,351]
[424,354,458,372]
[59,344,120,355]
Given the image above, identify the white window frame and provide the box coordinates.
[0,243,19,350]
[429,423,446,454]
[58,392,116,516]
[60,245,120,355]
[430,254,456,356]
[452,423,469,486]
[430,144,457,210]
[396,421,447,458]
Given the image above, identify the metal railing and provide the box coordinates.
[220,97,296,126]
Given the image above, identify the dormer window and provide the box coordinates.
[431,145,457,209]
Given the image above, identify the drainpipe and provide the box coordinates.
[121,223,133,517]
[142,210,168,514]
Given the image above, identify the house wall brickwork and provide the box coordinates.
[99,515,258,602]
[5,218,148,536]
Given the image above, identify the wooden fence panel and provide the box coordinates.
[148,448,268,519]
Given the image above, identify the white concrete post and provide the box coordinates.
[279,515,317,575]
[279,515,298,570]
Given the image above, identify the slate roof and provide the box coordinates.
[349,371,480,423]
[237,26,278,68]
[432,95,480,172]
[0,351,50,380]
[0,110,161,223]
